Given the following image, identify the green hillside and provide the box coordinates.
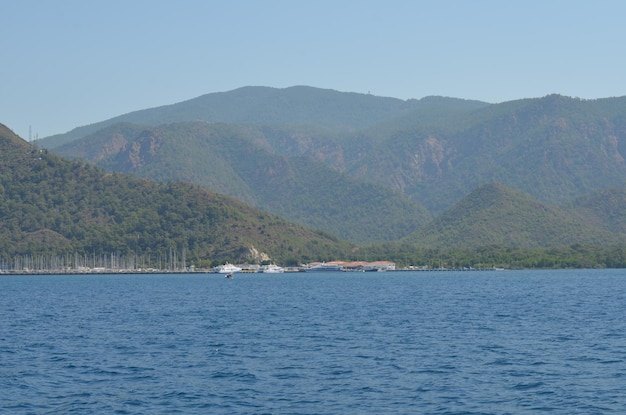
[38,87,626,250]
[568,187,626,234]
[39,86,433,148]
[349,95,626,212]
[404,183,625,249]
[54,121,432,243]
[0,123,352,266]
[43,87,626,217]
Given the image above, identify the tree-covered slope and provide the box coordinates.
[0,123,352,265]
[567,187,626,234]
[404,183,624,249]
[39,86,433,148]
[41,87,626,233]
[54,121,431,243]
[349,95,626,212]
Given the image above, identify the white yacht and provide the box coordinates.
[213,263,242,274]
[306,263,344,272]
[259,264,285,273]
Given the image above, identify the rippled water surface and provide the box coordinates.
[2,269,626,414]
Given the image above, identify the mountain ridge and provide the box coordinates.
[0,123,352,265]
[42,88,626,213]
[568,187,626,234]
[404,182,626,249]
[31,86,626,250]
[346,94,626,211]
[53,121,431,243]
[42,86,487,148]
[6,119,626,268]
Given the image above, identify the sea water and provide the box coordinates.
[1,269,625,414]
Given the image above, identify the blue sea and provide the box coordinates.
[2,269,625,414]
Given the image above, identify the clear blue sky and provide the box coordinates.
[3,0,625,139]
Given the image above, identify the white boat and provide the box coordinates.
[213,263,242,274]
[306,263,344,272]
[259,264,285,273]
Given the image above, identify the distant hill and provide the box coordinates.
[348,94,626,212]
[42,86,487,148]
[38,86,626,246]
[568,187,626,234]
[42,87,626,213]
[53,121,431,243]
[0,123,352,265]
[404,183,625,249]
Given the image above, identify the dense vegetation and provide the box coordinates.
[358,242,626,269]
[12,86,626,269]
[346,94,626,212]
[54,121,432,243]
[566,187,626,234]
[355,183,626,269]
[0,124,352,268]
[404,183,625,248]
[40,86,449,148]
[45,87,626,221]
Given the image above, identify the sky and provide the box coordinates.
[2,0,626,139]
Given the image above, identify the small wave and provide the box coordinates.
[211,371,258,382]
[486,358,513,366]
[511,381,545,390]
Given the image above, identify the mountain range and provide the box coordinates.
[40,86,626,248]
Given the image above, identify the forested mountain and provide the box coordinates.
[346,94,626,212]
[7,118,626,269]
[38,86,626,249]
[407,183,626,248]
[404,183,626,249]
[42,87,626,213]
[53,122,432,244]
[41,86,485,148]
[0,123,352,266]
[567,187,626,234]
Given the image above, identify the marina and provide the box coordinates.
[1,253,510,276]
